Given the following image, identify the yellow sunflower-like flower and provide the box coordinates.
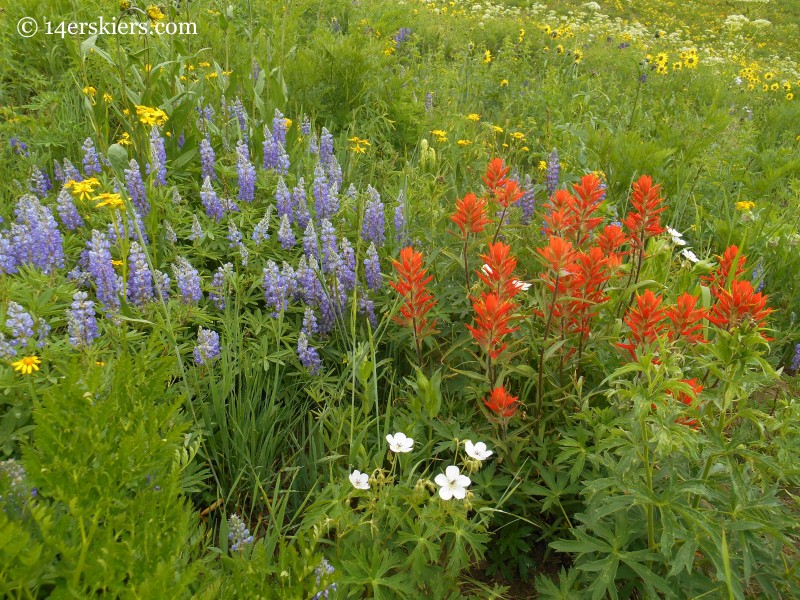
[12,356,41,375]
[457,139,472,147]
[147,5,165,21]
[94,193,125,209]
[466,113,481,122]
[735,200,755,212]
[117,132,132,146]
[484,50,492,63]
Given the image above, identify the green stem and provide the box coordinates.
[537,271,561,419]
[641,412,656,550]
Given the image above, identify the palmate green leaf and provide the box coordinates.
[668,539,698,577]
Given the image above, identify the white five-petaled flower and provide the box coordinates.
[666,227,687,246]
[434,465,471,500]
[349,470,370,490]
[386,432,414,453]
[681,248,699,263]
[464,440,493,462]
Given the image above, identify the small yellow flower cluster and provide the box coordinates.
[118,132,132,146]
[736,200,755,212]
[457,139,472,147]
[573,49,584,64]
[94,193,125,210]
[679,48,698,69]
[510,131,525,141]
[135,105,168,127]
[430,129,447,143]
[484,50,492,64]
[466,113,481,122]
[66,177,101,201]
[348,137,371,153]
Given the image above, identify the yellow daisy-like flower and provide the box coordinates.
[198,62,211,68]
[350,144,366,154]
[538,160,547,171]
[573,49,584,64]
[788,93,795,101]
[111,260,124,267]
[12,356,41,375]
[67,179,99,201]
[735,200,755,212]
[510,132,525,141]
[500,79,509,87]
[120,0,131,10]
[683,55,698,69]
[284,118,292,129]
[430,129,447,138]
[147,5,165,21]
[764,72,774,81]
[123,108,130,115]
[466,113,481,122]
[518,28,525,44]
[384,46,395,56]
[94,193,125,209]
[556,44,564,54]
[117,132,132,146]
[521,146,529,152]
[492,125,504,133]
[747,84,755,91]
[770,83,779,91]
[103,92,113,103]
[762,84,769,92]
[484,50,492,63]
[457,139,472,147]
[206,72,218,80]
[187,64,195,71]
[83,86,97,97]
[655,52,668,65]
[673,62,682,71]
[656,64,668,75]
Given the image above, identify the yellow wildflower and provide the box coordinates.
[673,62,682,71]
[430,129,447,138]
[500,79,509,87]
[518,28,525,44]
[103,93,113,103]
[147,5,165,21]
[94,193,125,209]
[466,113,481,122]
[655,52,668,65]
[484,50,492,63]
[117,132,132,146]
[538,160,547,171]
[457,139,472,147]
[67,179,99,201]
[683,55,698,69]
[556,44,564,54]
[735,201,755,212]
[492,125,503,133]
[788,93,795,101]
[198,62,211,68]
[12,356,41,375]
[111,260,124,267]
[656,64,668,75]
[284,118,292,129]
[206,72,218,80]
[573,49,584,64]
[83,86,97,97]
[510,132,525,141]
[521,146,529,152]
[770,83,779,91]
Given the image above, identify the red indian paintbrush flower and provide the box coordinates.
[702,245,746,291]
[673,378,703,429]
[483,157,510,195]
[537,235,576,281]
[569,173,606,245]
[391,247,438,363]
[542,189,576,238]
[622,175,666,251]
[484,386,519,418]
[494,179,524,208]
[707,279,772,333]
[596,224,628,269]
[450,192,492,238]
[617,289,666,359]
[478,242,525,300]
[665,292,707,344]
[466,292,519,360]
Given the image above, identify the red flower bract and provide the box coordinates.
[484,386,519,418]
[466,292,519,360]
[702,245,746,291]
[478,242,521,300]
[707,279,772,333]
[450,192,492,238]
[483,157,510,195]
[622,175,666,251]
[617,289,666,359]
[665,292,707,344]
[390,247,437,339]
[494,179,524,208]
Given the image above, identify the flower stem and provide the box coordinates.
[537,271,561,419]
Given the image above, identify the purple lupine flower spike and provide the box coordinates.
[278,214,295,250]
[362,185,386,247]
[297,332,321,374]
[394,190,407,244]
[126,241,154,307]
[6,302,34,349]
[57,187,84,230]
[276,177,293,221]
[200,136,216,181]
[67,291,99,348]
[125,159,149,216]
[364,243,382,291]
[252,207,273,245]
[293,179,310,229]
[236,140,256,202]
[82,138,102,176]
[86,230,120,314]
[193,328,221,365]
[200,176,225,221]
[149,126,168,186]
[546,148,559,198]
[172,257,202,304]
[11,195,65,274]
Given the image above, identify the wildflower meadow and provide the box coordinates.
[2,0,800,597]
